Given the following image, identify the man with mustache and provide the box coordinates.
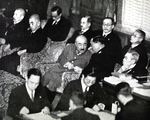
[42,35,92,92]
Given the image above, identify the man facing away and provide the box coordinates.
[115,82,150,120]
[43,6,71,42]
[7,68,50,119]
[61,92,100,120]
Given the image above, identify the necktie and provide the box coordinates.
[31,91,34,102]
[84,87,88,97]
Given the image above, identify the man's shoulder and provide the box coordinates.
[11,84,25,93]
[68,79,81,86]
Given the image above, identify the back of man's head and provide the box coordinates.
[70,92,85,108]
[115,82,132,97]
[27,68,42,80]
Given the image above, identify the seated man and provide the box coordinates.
[55,71,107,111]
[67,15,94,47]
[83,36,113,82]
[42,35,92,91]
[0,8,28,75]
[117,50,140,75]
[115,82,150,120]
[61,92,100,120]
[7,68,50,119]
[43,6,72,41]
[122,29,148,78]
[25,14,47,53]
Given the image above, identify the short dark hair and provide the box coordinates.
[92,36,105,44]
[70,92,85,106]
[115,82,132,97]
[27,68,42,79]
[51,6,62,15]
[103,17,114,25]
[135,29,146,41]
[82,15,92,24]
[82,70,96,78]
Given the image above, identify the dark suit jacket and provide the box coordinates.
[7,84,50,119]
[5,19,28,49]
[43,16,71,41]
[56,79,107,111]
[26,28,47,53]
[115,100,150,120]
[61,108,100,120]
[66,29,94,47]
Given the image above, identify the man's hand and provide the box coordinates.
[74,66,83,73]
[17,49,27,56]
[19,106,29,115]
[41,107,50,115]
[63,62,74,70]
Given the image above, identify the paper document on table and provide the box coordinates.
[104,76,140,87]
[133,88,150,97]
[24,112,55,120]
[57,112,68,117]
[85,108,115,120]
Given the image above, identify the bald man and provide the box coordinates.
[25,14,47,53]
[5,8,28,49]
[42,35,92,91]
[0,8,28,75]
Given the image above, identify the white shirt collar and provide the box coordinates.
[25,83,35,99]
[103,31,111,37]
[81,28,89,33]
[52,17,61,25]
[81,77,89,92]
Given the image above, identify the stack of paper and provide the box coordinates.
[133,88,150,97]
[104,76,142,88]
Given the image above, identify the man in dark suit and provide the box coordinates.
[56,72,107,111]
[67,15,94,47]
[25,14,47,53]
[7,68,50,119]
[115,82,150,120]
[61,92,100,120]
[43,6,71,41]
[93,17,122,81]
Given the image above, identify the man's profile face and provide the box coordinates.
[102,19,114,34]
[29,17,40,32]
[51,11,61,21]
[123,53,135,67]
[75,36,87,54]
[80,17,90,31]
[27,74,40,91]
[83,75,96,87]
[13,10,23,24]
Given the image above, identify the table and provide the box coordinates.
[103,77,150,106]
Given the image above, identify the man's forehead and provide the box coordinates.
[81,17,88,22]
[76,37,87,44]
[103,19,112,24]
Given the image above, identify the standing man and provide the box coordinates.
[7,68,50,119]
[67,15,94,47]
[43,6,71,42]
[42,35,92,91]
[94,17,122,80]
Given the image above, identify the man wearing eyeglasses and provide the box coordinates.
[94,17,122,81]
